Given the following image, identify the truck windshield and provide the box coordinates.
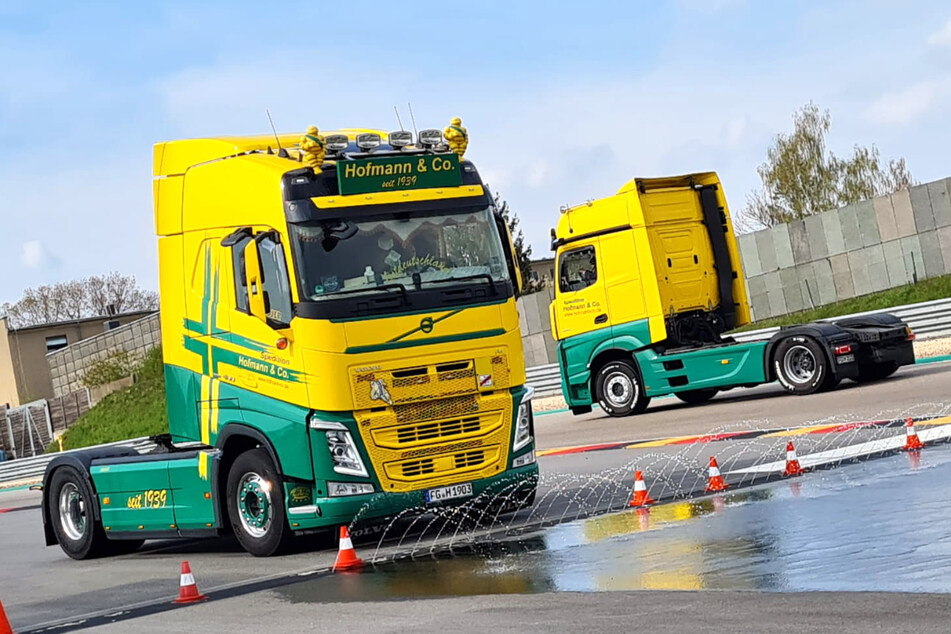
[290,206,510,302]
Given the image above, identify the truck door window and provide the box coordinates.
[257,235,293,325]
[559,246,598,293]
[231,236,253,312]
[232,233,293,325]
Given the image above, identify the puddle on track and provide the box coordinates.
[278,443,951,601]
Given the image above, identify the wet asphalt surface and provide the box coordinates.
[2,363,951,632]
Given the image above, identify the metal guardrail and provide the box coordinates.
[731,297,951,343]
[527,297,951,400]
[0,437,154,486]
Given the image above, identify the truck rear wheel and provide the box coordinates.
[595,360,651,417]
[675,389,718,405]
[48,466,110,560]
[774,337,829,395]
[226,448,291,557]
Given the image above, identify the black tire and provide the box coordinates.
[48,466,110,560]
[675,389,718,405]
[594,360,651,417]
[773,336,830,395]
[853,362,899,383]
[226,448,291,557]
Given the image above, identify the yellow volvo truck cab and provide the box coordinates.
[550,173,916,417]
[41,123,538,559]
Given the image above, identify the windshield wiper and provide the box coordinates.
[322,283,409,304]
[422,274,498,295]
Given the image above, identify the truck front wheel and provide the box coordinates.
[226,448,291,557]
[595,360,651,417]
[774,337,830,395]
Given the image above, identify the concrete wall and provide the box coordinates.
[739,177,951,321]
[47,312,161,398]
[516,288,558,368]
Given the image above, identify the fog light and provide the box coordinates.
[328,482,375,497]
[513,450,536,468]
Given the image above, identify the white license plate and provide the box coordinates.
[424,482,473,503]
[837,353,856,364]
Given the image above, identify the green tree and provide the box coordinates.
[493,192,533,289]
[744,103,914,229]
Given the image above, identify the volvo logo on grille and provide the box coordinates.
[420,317,434,333]
[369,378,392,405]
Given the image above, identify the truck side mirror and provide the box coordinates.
[494,213,523,296]
[243,239,269,323]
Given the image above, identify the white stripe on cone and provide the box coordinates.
[907,424,918,437]
[787,449,797,461]
[634,479,647,491]
[180,573,195,586]
[340,536,354,550]
[709,465,721,476]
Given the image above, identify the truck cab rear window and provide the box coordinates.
[559,246,598,292]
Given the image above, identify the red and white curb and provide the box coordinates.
[726,422,951,475]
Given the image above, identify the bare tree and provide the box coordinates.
[0,273,158,328]
[743,103,915,230]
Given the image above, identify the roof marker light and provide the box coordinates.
[355,133,381,150]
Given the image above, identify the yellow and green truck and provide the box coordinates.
[41,123,538,558]
[550,172,916,417]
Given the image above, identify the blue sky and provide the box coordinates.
[2,0,951,304]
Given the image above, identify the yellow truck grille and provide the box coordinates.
[353,382,512,492]
[350,355,510,409]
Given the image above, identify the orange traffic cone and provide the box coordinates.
[0,599,12,634]
[903,418,924,451]
[705,456,729,492]
[783,441,804,477]
[333,526,364,572]
[629,470,656,507]
[173,561,207,604]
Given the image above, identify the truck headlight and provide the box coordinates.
[513,386,535,452]
[328,482,375,497]
[325,430,369,477]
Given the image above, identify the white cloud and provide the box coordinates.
[928,19,951,47]
[21,240,44,268]
[864,80,942,126]
[526,161,550,188]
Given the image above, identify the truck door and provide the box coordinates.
[553,241,609,339]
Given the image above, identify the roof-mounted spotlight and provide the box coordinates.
[325,134,349,152]
[417,129,443,148]
[355,133,381,151]
[388,130,413,148]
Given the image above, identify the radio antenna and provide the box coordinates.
[407,102,420,138]
[394,106,405,132]
[266,109,288,158]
